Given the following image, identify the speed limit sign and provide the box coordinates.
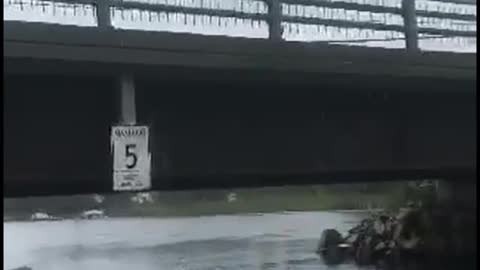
[111,126,151,191]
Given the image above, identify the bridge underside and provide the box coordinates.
[4,22,476,197]
[4,59,476,197]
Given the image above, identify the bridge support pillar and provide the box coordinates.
[118,74,137,125]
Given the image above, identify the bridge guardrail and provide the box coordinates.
[4,0,476,52]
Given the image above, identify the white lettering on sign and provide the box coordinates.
[111,126,151,191]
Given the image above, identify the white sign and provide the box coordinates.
[111,125,151,191]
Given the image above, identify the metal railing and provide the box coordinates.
[4,0,477,51]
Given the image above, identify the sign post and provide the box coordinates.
[111,74,151,191]
[111,125,151,191]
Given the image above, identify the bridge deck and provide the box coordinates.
[4,21,476,80]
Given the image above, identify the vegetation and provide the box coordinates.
[4,181,425,221]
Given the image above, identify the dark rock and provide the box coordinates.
[317,229,344,265]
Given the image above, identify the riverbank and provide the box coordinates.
[4,183,407,221]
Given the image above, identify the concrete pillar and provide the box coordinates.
[119,74,136,125]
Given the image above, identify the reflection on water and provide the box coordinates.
[4,211,369,270]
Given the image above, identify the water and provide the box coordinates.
[4,211,369,270]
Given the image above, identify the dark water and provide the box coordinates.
[4,211,371,270]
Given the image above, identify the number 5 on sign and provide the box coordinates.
[111,126,151,191]
[125,144,138,169]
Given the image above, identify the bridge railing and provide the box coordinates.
[4,0,477,52]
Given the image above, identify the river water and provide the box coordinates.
[4,211,371,270]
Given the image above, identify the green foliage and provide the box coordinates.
[5,182,410,220]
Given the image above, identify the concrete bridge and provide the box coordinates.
[4,0,476,197]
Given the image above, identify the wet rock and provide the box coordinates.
[317,229,345,265]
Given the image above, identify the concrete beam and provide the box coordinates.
[4,22,476,81]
